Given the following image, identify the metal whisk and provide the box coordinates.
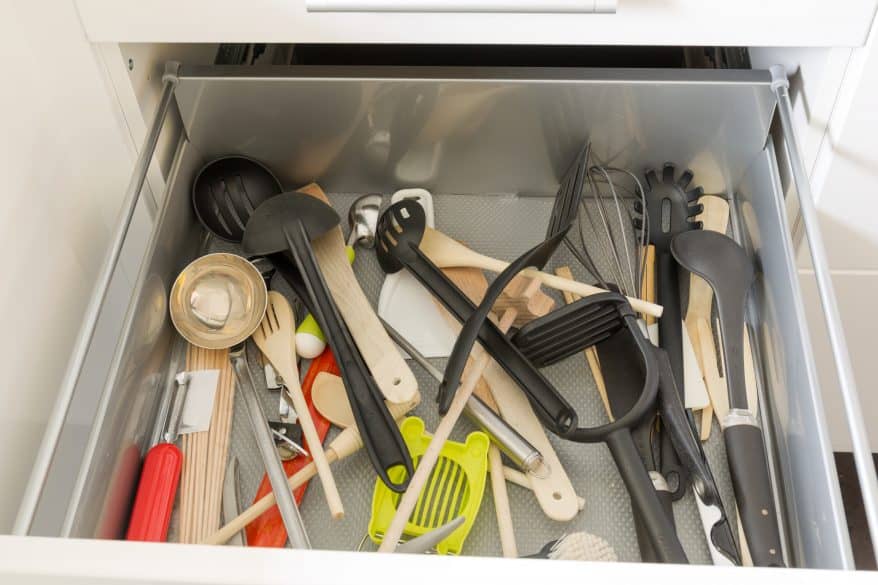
[562,143,649,298]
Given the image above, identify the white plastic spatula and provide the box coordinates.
[377,189,458,358]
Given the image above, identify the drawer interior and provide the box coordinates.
[35,66,851,569]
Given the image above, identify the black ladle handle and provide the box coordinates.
[399,244,577,435]
[606,428,689,564]
[633,487,675,563]
[282,223,413,492]
[724,423,785,566]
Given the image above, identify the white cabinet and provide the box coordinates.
[75,0,878,47]
[0,0,149,533]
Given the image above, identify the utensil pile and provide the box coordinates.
[122,146,785,567]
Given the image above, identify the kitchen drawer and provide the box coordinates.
[75,0,878,47]
[11,65,873,578]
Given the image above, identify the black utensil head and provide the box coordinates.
[633,163,704,250]
[546,144,589,239]
[192,156,282,242]
[671,230,755,298]
[241,192,340,256]
[375,199,427,274]
[512,292,628,367]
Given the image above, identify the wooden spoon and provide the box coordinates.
[312,373,356,428]
[419,226,663,318]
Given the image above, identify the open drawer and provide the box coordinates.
[12,65,873,577]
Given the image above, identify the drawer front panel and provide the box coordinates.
[75,0,878,47]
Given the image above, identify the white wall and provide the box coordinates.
[796,18,878,453]
[0,1,140,531]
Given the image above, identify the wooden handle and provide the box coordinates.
[489,445,517,557]
[420,227,662,317]
[462,349,516,557]
[281,369,345,519]
[499,466,586,511]
[203,454,327,546]
[524,267,661,318]
[378,309,518,552]
[298,183,419,404]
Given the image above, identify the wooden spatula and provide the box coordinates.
[252,291,344,519]
[297,183,419,405]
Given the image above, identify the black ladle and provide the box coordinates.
[672,229,784,567]
[375,200,578,436]
[242,192,413,492]
[190,159,413,491]
[192,156,281,242]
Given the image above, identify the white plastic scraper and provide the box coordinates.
[378,189,458,358]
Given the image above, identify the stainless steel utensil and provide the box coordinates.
[347,193,383,248]
[230,342,311,549]
[169,254,268,350]
[379,318,543,474]
[222,457,246,547]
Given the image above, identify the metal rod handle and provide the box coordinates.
[380,318,543,472]
[13,62,181,535]
[770,64,878,563]
[231,346,311,549]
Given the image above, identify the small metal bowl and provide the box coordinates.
[170,253,268,349]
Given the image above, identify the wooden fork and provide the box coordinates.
[252,291,344,519]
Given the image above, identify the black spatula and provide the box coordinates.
[242,192,413,492]
[672,229,784,567]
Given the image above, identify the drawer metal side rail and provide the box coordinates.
[770,65,878,563]
[12,62,181,536]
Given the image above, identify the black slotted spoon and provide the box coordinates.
[375,200,577,436]
[192,156,281,242]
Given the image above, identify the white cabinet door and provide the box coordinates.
[75,0,877,47]
[0,0,153,532]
